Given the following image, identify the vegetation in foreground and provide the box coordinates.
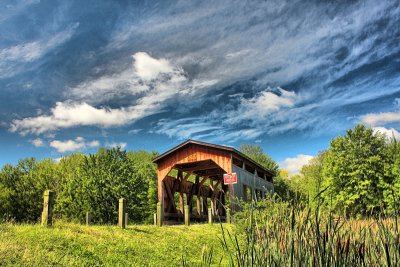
[191,199,400,266]
[0,222,233,266]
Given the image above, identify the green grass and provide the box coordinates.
[0,222,234,266]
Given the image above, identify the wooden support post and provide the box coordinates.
[179,193,184,215]
[226,208,231,224]
[86,211,91,226]
[154,213,157,225]
[184,205,189,226]
[118,198,126,229]
[125,212,128,226]
[197,196,201,216]
[157,202,162,227]
[41,190,55,226]
[208,207,213,225]
[202,197,207,215]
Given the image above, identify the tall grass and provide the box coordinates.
[195,197,400,266]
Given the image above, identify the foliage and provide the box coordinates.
[199,199,400,266]
[127,150,159,223]
[300,151,326,207]
[273,170,300,202]
[383,138,400,214]
[0,148,158,224]
[321,125,391,216]
[239,144,279,176]
[0,158,58,222]
[55,148,157,224]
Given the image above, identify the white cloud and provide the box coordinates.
[133,52,174,80]
[106,142,127,149]
[87,140,100,147]
[281,154,314,174]
[10,102,149,135]
[226,88,296,124]
[31,138,44,147]
[49,137,100,153]
[12,52,217,135]
[154,87,297,142]
[373,127,400,140]
[360,112,400,126]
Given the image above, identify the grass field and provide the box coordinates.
[0,222,233,266]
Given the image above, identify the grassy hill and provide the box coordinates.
[0,222,233,266]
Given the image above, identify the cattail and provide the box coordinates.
[345,238,350,256]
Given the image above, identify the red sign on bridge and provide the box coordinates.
[223,173,237,185]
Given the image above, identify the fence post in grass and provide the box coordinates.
[41,190,55,226]
[118,198,126,229]
[154,213,157,225]
[125,212,128,226]
[208,207,213,225]
[157,202,162,227]
[86,211,91,226]
[226,208,231,224]
[184,205,190,226]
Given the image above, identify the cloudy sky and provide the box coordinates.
[1,0,400,172]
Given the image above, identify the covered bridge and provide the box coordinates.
[153,140,274,224]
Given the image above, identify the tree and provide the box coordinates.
[382,137,400,214]
[321,124,390,216]
[239,144,279,176]
[0,158,58,222]
[55,148,158,223]
[300,152,326,208]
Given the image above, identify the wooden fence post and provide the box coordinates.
[157,202,162,227]
[41,190,55,226]
[118,198,126,229]
[208,207,213,225]
[184,205,190,226]
[154,213,157,226]
[86,211,91,226]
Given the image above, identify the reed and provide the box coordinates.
[195,197,400,266]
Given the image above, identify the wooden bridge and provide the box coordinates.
[153,140,274,225]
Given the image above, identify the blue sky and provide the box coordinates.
[1,0,400,173]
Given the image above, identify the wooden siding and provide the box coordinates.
[157,143,232,201]
[232,164,274,199]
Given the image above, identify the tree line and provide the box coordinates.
[0,124,399,223]
[276,125,400,217]
[0,148,158,223]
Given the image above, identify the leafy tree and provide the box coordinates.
[127,150,159,222]
[382,137,400,214]
[239,144,279,176]
[321,124,390,216]
[0,158,58,222]
[55,148,158,224]
[300,152,326,208]
[54,153,86,220]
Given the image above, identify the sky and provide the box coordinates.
[1,0,400,173]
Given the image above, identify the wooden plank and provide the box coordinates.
[163,180,176,213]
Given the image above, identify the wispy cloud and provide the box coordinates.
[11,52,216,135]
[3,0,400,153]
[360,112,400,126]
[0,23,79,78]
[30,138,44,147]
